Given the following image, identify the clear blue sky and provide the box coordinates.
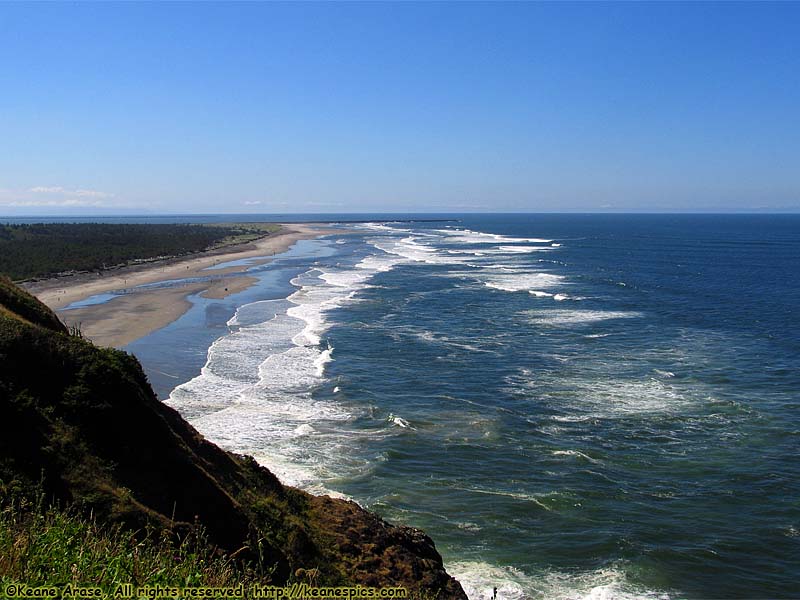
[1,1,798,214]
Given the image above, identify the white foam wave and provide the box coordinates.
[570,378,688,417]
[552,449,601,464]
[366,226,558,267]
[166,293,360,494]
[167,311,300,419]
[388,414,411,428]
[483,273,565,293]
[447,561,670,600]
[315,347,334,377]
[551,415,594,423]
[445,248,491,256]
[524,310,641,326]
[507,360,694,417]
[286,301,326,346]
[293,423,316,436]
[286,279,358,347]
[359,223,412,234]
[435,228,552,245]
[447,561,531,600]
[370,236,473,265]
[497,245,554,253]
[167,242,406,495]
[356,254,403,272]
[319,270,370,287]
[170,335,358,495]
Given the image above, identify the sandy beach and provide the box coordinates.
[25,223,334,348]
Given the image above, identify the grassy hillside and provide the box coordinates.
[0,277,465,597]
[0,222,280,281]
[0,495,262,589]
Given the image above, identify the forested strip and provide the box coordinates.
[0,223,271,280]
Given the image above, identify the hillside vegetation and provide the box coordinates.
[0,495,262,589]
[0,223,280,281]
[0,276,465,597]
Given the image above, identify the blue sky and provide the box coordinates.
[1,1,798,214]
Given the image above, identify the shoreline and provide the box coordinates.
[25,223,336,348]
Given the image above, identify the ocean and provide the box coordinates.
[83,214,799,599]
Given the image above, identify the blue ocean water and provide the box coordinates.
[125,214,799,599]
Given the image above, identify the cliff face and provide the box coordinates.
[0,276,465,598]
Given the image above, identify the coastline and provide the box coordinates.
[25,223,335,348]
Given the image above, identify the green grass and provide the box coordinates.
[0,274,66,333]
[0,494,262,590]
[207,223,283,251]
[0,496,434,599]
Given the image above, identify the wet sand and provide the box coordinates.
[25,223,334,348]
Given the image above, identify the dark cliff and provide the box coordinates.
[0,275,466,598]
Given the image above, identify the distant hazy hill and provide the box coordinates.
[0,275,465,597]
